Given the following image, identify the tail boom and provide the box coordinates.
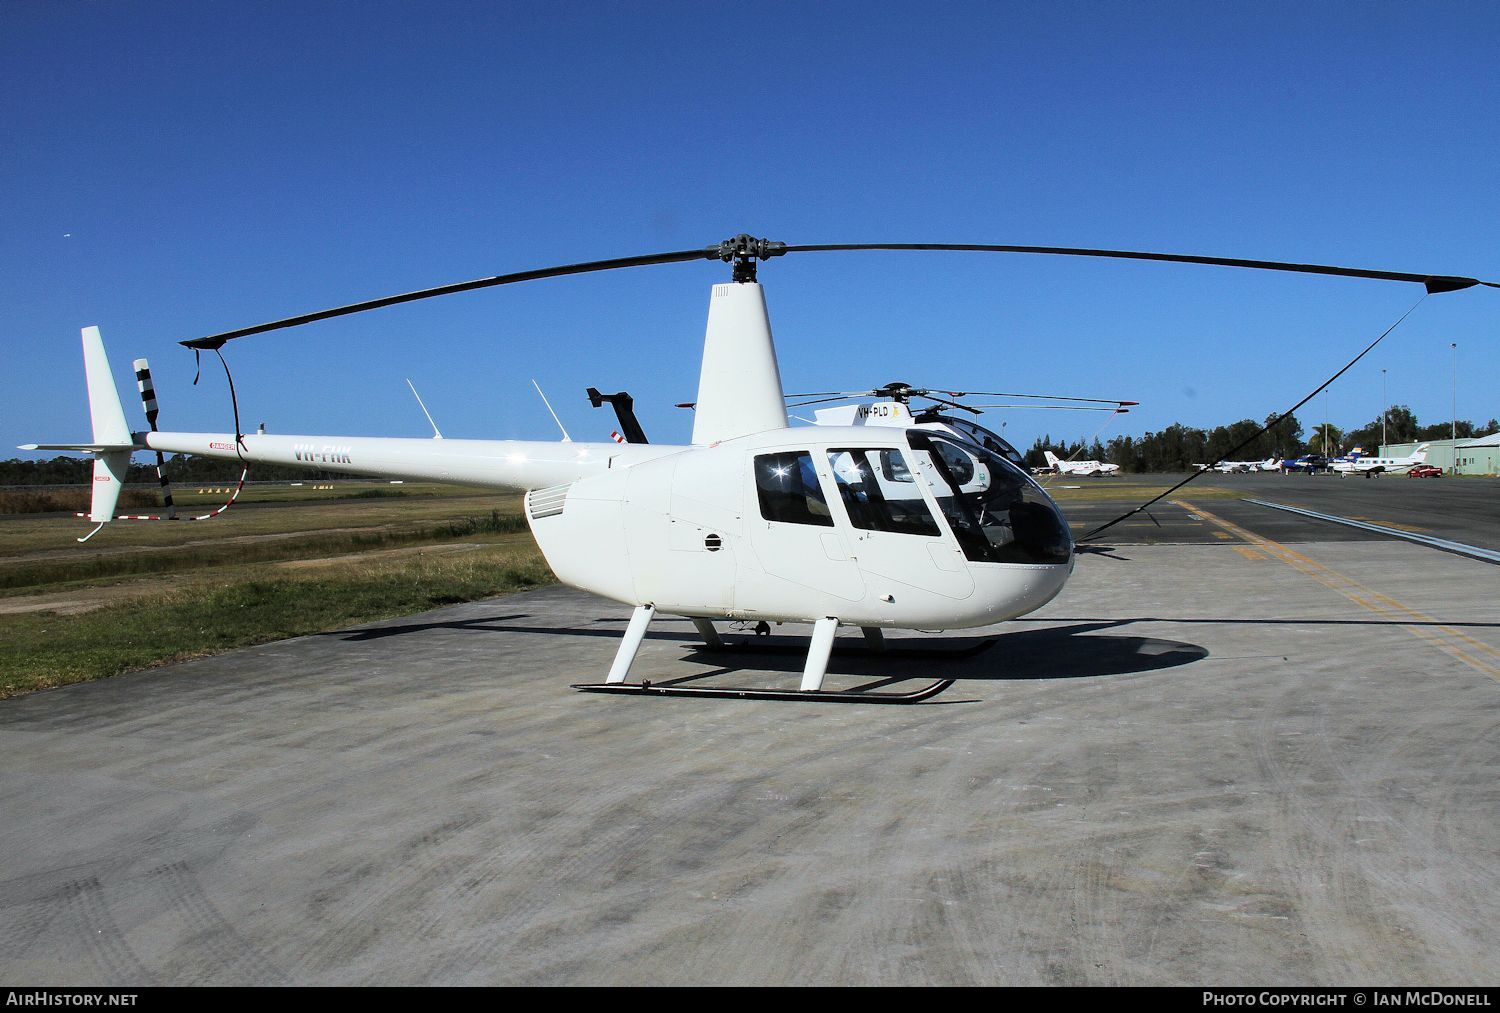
[142,431,676,491]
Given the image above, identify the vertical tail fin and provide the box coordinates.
[84,326,131,446]
[19,328,139,537]
[82,327,133,526]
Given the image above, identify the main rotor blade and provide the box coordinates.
[180,234,1496,351]
[940,390,1137,406]
[782,244,1495,294]
[181,247,717,349]
[965,403,1130,412]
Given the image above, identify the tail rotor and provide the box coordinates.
[133,359,177,519]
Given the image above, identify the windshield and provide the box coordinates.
[930,416,1027,469]
[906,431,1072,564]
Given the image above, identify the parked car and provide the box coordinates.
[1407,464,1443,478]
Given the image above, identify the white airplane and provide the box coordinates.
[1331,444,1429,477]
[22,235,1496,702]
[1210,457,1279,473]
[1044,450,1121,477]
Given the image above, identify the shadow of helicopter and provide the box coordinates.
[670,620,1207,684]
[332,613,1207,684]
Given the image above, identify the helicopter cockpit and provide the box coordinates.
[778,432,1070,566]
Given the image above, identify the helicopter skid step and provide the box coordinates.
[686,638,996,660]
[571,677,956,704]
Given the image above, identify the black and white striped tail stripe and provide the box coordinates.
[156,466,176,517]
[132,359,160,429]
[131,358,177,518]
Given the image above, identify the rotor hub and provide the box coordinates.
[874,381,915,403]
[711,234,787,283]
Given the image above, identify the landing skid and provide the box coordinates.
[572,676,956,704]
[686,638,995,661]
[589,606,979,704]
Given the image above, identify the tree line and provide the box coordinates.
[1023,405,1496,473]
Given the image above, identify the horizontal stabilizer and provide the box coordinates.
[20,442,138,452]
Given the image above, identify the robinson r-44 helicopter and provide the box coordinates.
[25,236,1496,702]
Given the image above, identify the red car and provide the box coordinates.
[1407,465,1443,478]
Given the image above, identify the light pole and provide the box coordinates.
[1381,368,1387,452]
[1451,342,1458,472]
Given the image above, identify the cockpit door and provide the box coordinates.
[824,448,974,601]
[742,449,866,606]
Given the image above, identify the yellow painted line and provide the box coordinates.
[1212,531,1231,540]
[1174,499,1500,683]
[1188,502,1500,668]
[1349,515,1428,533]
[1232,545,1266,561]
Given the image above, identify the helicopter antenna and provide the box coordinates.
[406,379,444,439]
[533,380,572,442]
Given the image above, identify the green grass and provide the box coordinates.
[0,509,532,593]
[0,486,557,698]
[0,546,553,698]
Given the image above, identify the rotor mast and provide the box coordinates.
[691,237,792,445]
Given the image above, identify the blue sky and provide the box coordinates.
[3,1,1496,458]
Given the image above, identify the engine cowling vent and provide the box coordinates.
[525,483,571,520]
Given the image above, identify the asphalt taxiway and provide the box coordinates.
[1,477,1496,985]
[1058,472,1500,550]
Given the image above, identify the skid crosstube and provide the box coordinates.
[571,678,956,704]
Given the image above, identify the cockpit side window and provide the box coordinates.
[754,451,834,527]
[827,449,941,536]
[932,441,975,485]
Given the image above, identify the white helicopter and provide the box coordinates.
[24,236,1496,703]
